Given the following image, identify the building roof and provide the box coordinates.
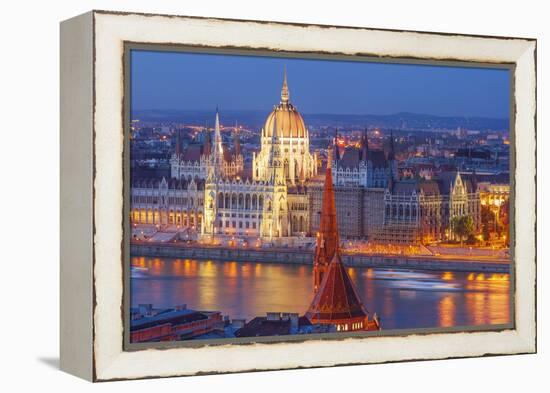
[132,177,205,190]
[263,70,308,139]
[130,308,208,331]
[234,316,311,337]
[180,144,203,162]
[369,150,387,169]
[336,147,388,170]
[338,147,361,170]
[393,179,441,196]
[306,253,368,322]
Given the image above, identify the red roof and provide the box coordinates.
[306,253,368,322]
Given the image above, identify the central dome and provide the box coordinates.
[263,69,308,139]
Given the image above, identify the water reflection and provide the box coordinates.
[131,257,510,330]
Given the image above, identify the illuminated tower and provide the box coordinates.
[210,107,224,179]
[306,147,380,331]
[261,115,289,238]
[203,108,224,238]
[253,68,317,185]
[312,147,339,293]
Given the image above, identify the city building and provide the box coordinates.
[132,70,316,241]
[305,151,380,332]
[332,129,397,188]
[130,304,224,342]
[375,172,481,244]
[234,312,325,337]
[130,70,489,246]
[130,177,205,232]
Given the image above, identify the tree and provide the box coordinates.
[451,215,475,246]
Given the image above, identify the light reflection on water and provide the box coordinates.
[130,257,510,330]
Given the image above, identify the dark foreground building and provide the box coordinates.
[130,304,223,342]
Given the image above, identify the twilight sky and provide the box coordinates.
[130,49,510,119]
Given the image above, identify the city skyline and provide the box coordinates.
[129,49,511,343]
[131,50,511,119]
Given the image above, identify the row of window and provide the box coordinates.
[132,195,203,207]
[219,220,258,230]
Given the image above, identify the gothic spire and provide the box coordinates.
[175,129,181,157]
[210,107,224,178]
[388,130,395,161]
[315,145,339,268]
[334,128,340,162]
[233,121,241,157]
[306,146,380,331]
[281,65,289,103]
[203,126,211,157]
[361,128,369,161]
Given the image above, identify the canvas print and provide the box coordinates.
[128,49,512,344]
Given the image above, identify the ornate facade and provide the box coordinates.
[130,177,205,231]
[375,172,481,244]
[332,130,398,188]
[202,70,316,241]
[252,69,317,186]
[170,112,244,181]
[131,70,483,246]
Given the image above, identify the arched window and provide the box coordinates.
[245,194,251,209]
[231,193,237,207]
[238,194,244,209]
[252,194,257,210]
[225,193,230,208]
[218,193,224,208]
[259,195,264,209]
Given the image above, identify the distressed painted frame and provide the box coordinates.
[60,10,536,381]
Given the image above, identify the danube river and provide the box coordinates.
[131,256,511,330]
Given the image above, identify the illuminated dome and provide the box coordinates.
[263,69,308,139]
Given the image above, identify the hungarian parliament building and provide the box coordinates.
[130,71,481,245]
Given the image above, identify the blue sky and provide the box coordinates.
[131,49,510,118]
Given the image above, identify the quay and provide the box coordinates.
[130,242,510,273]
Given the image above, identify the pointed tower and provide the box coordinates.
[306,148,380,331]
[361,128,369,161]
[312,146,339,293]
[233,123,241,158]
[281,65,289,104]
[174,129,182,157]
[387,130,398,186]
[203,127,211,157]
[334,128,341,162]
[388,130,395,161]
[209,107,224,179]
[261,114,289,239]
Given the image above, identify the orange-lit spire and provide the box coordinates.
[311,144,339,293]
[317,145,339,263]
[306,145,381,331]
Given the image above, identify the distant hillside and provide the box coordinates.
[131,109,509,131]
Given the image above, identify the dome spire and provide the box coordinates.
[281,65,289,103]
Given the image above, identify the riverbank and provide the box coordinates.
[130,242,510,273]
